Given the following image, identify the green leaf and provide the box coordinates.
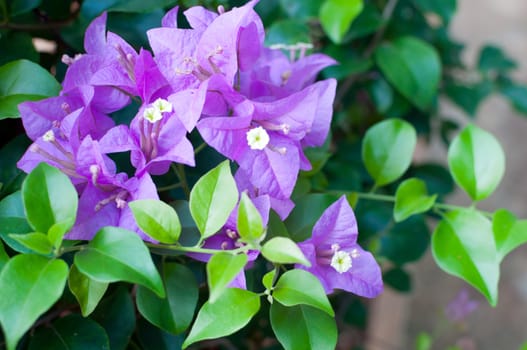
[279,0,321,19]
[0,255,68,350]
[270,303,337,350]
[499,81,527,115]
[432,209,499,306]
[0,59,61,119]
[319,0,364,44]
[207,252,248,303]
[380,215,430,264]
[0,217,33,253]
[262,269,276,290]
[447,124,505,201]
[492,209,527,261]
[261,237,310,266]
[394,178,437,222]
[368,77,394,114]
[362,119,417,186]
[129,199,181,244]
[237,192,265,242]
[415,332,433,350]
[182,288,260,348]
[265,19,311,46]
[136,318,184,350]
[0,241,8,272]
[68,264,108,317]
[189,160,238,238]
[375,37,441,110]
[74,226,165,297]
[22,162,78,244]
[8,232,53,255]
[444,81,492,117]
[137,263,198,334]
[273,269,334,316]
[0,32,39,66]
[28,314,110,350]
[384,267,412,292]
[92,287,136,350]
[9,0,42,16]
[478,45,517,72]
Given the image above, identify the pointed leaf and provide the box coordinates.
[319,0,364,44]
[492,209,527,261]
[375,37,441,110]
[448,124,505,201]
[432,209,499,306]
[362,119,417,186]
[189,161,238,238]
[0,255,68,350]
[262,269,276,290]
[270,303,337,350]
[394,178,437,222]
[262,237,310,266]
[273,269,334,316]
[137,263,198,334]
[129,199,181,244]
[22,162,78,243]
[8,232,53,255]
[28,314,110,350]
[207,252,248,303]
[74,227,164,297]
[182,288,260,348]
[68,264,109,317]
[237,192,265,242]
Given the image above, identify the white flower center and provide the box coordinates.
[43,130,55,142]
[152,98,173,113]
[246,126,270,150]
[330,250,352,273]
[143,106,163,123]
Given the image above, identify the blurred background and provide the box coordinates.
[368,0,527,349]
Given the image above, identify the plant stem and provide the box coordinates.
[194,142,207,155]
[171,163,190,198]
[146,242,250,256]
[157,182,183,192]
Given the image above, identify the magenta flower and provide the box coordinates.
[296,196,383,297]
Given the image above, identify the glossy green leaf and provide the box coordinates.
[207,252,248,303]
[8,232,53,255]
[237,192,265,242]
[129,199,181,244]
[0,60,60,119]
[0,190,25,218]
[492,209,527,261]
[68,264,109,317]
[28,314,110,350]
[22,162,78,243]
[9,0,42,16]
[261,237,310,266]
[432,209,499,306]
[319,0,364,44]
[0,241,8,272]
[362,119,417,186]
[0,254,68,350]
[270,303,337,350]
[182,288,260,348]
[189,160,238,238]
[394,178,437,222]
[137,263,198,334]
[92,287,136,350]
[447,124,505,201]
[273,269,333,316]
[74,226,164,297]
[0,217,33,253]
[262,269,276,290]
[445,81,492,117]
[500,81,527,115]
[375,37,441,110]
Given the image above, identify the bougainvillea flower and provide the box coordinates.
[296,196,383,297]
[147,0,263,90]
[197,75,331,205]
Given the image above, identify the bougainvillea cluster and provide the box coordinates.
[16,1,382,298]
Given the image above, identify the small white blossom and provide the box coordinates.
[152,98,173,113]
[42,130,55,142]
[246,126,270,150]
[330,250,352,274]
[143,106,163,123]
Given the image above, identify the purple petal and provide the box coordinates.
[311,196,358,245]
[184,6,218,30]
[161,6,179,27]
[84,12,107,54]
